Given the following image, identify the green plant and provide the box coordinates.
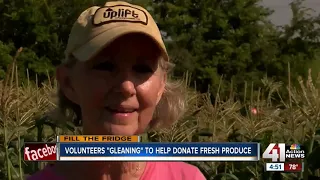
[0,55,320,180]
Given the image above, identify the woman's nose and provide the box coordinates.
[119,80,136,97]
[112,73,136,98]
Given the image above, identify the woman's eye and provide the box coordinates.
[93,62,114,71]
[133,64,153,73]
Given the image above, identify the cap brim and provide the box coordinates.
[72,25,168,62]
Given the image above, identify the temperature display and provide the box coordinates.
[284,162,303,172]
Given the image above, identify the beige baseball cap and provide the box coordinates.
[64,1,168,63]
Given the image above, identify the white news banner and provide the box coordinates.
[58,156,257,161]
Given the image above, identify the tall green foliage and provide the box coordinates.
[0,0,320,100]
[277,0,320,81]
[0,0,105,83]
[152,0,277,96]
[151,0,320,101]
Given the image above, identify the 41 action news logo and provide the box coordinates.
[262,143,305,162]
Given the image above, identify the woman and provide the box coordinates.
[28,1,206,179]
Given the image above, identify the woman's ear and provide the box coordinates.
[56,65,79,104]
[156,73,166,105]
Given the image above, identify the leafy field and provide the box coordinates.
[1,0,320,179]
[0,54,319,180]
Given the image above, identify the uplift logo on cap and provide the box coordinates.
[93,5,148,26]
[65,1,168,63]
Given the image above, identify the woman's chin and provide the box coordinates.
[105,124,139,136]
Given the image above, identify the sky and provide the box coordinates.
[262,0,320,26]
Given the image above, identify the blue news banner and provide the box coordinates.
[57,142,259,161]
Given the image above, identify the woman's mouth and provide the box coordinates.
[104,106,138,121]
[105,107,137,113]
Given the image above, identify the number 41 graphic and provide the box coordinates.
[262,143,286,162]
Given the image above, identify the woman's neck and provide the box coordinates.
[53,161,147,180]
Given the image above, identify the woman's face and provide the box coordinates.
[58,34,166,135]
